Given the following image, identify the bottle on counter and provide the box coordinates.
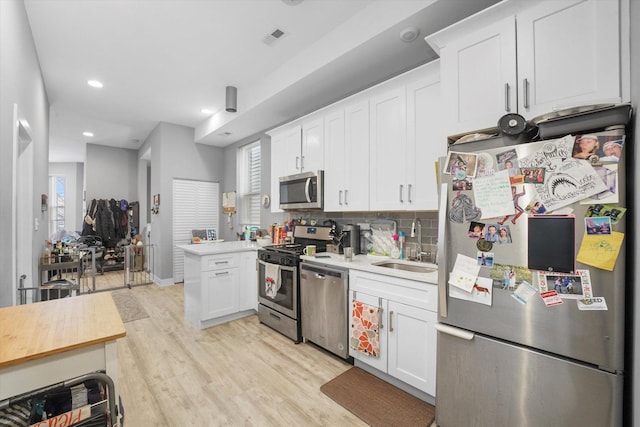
[398,231,406,260]
[390,234,400,259]
[42,241,51,265]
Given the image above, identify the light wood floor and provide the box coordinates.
[114,284,367,426]
[83,268,153,293]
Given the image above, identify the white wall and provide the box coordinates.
[0,0,50,307]
[49,162,84,233]
[85,144,138,203]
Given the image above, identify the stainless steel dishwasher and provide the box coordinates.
[300,262,349,359]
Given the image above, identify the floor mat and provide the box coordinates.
[110,290,149,323]
[320,367,435,427]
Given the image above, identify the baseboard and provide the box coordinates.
[353,360,435,405]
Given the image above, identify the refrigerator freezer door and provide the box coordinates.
[436,329,623,427]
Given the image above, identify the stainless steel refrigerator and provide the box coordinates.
[435,127,627,426]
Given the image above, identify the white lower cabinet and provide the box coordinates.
[387,300,437,395]
[239,251,258,311]
[349,270,437,396]
[202,266,239,319]
[184,250,257,329]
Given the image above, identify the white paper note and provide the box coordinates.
[448,254,481,292]
[512,280,537,304]
[472,170,515,219]
[450,276,493,306]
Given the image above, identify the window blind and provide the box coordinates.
[239,141,261,225]
[173,179,219,283]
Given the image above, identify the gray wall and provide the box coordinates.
[0,0,50,307]
[49,162,84,233]
[631,1,639,424]
[85,144,138,203]
[139,122,225,284]
[219,133,285,242]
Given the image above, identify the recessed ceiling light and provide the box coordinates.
[399,26,420,43]
[201,108,213,114]
[87,80,103,88]
[83,131,94,137]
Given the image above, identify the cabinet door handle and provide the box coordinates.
[504,83,510,112]
[215,261,228,265]
[300,155,305,171]
[345,189,349,205]
[389,310,394,332]
[407,184,412,204]
[296,156,300,170]
[523,78,530,109]
[399,185,404,203]
[215,271,229,276]
[339,190,343,205]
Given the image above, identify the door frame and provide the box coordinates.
[12,104,34,305]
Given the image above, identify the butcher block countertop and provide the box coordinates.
[0,293,126,369]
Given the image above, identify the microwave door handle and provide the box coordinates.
[305,177,312,202]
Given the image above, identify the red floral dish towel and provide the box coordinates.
[350,300,380,357]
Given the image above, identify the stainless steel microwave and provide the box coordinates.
[279,170,323,210]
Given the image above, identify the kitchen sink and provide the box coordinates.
[373,261,437,274]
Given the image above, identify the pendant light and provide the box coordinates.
[225,86,237,113]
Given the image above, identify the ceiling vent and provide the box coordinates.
[263,28,287,46]
[217,131,232,137]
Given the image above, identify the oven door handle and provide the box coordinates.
[258,259,297,273]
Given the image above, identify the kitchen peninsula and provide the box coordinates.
[179,241,258,329]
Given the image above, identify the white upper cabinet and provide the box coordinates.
[370,62,443,211]
[406,64,445,211]
[343,100,370,211]
[516,0,621,116]
[323,108,345,212]
[428,0,624,136]
[439,16,517,135]
[323,101,370,212]
[269,124,301,212]
[369,86,407,211]
[301,117,324,173]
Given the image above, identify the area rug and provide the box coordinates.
[110,290,149,323]
[320,367,435,427]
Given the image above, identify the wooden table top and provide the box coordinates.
[0,293,126,369]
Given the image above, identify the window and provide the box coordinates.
[49,175,65,236]
[237,140,261,225]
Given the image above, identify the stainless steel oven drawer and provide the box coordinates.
[258,304,300,343]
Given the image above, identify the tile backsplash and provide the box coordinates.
[272,210,439,256]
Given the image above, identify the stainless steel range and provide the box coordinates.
[257,225,332,342]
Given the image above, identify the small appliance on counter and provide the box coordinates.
[358,223,372,254]
[339,224,360,255]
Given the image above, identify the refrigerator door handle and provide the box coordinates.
[437,182,449,317]
[435,323,475,341]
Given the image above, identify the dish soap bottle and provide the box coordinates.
[398,231,406,260]
[391,234,400,259]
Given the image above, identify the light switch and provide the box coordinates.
[34,217,39,231]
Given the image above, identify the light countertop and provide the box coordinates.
[0,293,126,369]
[300,252,439,284]
[178,240,260,256]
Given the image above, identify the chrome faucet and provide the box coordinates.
[415,217,431,263]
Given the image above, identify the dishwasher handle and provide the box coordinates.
[300,262,347,279]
